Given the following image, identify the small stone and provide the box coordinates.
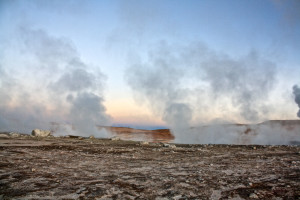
[96,196,113,200]
[249,193,258,199]
[155,197,169,200]
[89,135,95,139]
[163,143,176,148]
[210,190,221,199]
[111,136,121,141]
[9,132,21,137]
[174,195,183,200]
[141,141,149,145]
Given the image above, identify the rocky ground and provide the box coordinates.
[0,134,299,199]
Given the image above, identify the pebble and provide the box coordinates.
[249,193,258,199]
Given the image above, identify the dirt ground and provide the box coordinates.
[0,134,299,200]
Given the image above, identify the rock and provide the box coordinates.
[0,134,9,138]
[173,195,183,200]
[141,141,149,145]
[89,135,95,139]
[249,193,259,199]
[9,132,21,137]
[210,190,221,199]
[111,136,121,141]
[96,195,113,200]
[31,129,52,137]
[155,197,169,200]
[230,194,244,200]
[163,143,176,148]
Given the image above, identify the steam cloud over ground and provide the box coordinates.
[126,42,300,144]
[0,27,111,137]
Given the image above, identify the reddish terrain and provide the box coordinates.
[101,126,174,143]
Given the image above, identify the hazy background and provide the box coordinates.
[0,0,299,138]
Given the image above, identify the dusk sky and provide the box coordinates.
[0,0,300,133]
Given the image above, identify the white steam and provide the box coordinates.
[126,42,300,144]
[0,27,111,137]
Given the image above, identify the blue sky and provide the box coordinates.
[0,0,299,132]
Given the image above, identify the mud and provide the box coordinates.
[0,135,299,199]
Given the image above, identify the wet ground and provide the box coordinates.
[0,135,299,199]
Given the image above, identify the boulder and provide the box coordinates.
[31,129,52,137]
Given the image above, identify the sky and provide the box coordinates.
[0,0,300,135]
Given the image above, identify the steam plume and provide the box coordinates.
[293,85,300,118]
[0,27,111,136]
[126,42,278,143]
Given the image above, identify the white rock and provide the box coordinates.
[155,197,169,200]
[0,134,9,138]
[111,136,121,141]
[163,143,176,148]
[31,129,52,137]
[9,132,21,137]
[210,190,221,199]
[249,193,258,199]
[141,141,149,145]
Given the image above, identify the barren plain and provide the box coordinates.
[0,131,299,200]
